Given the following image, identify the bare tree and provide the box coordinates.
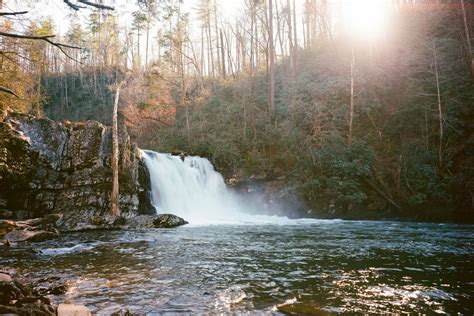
[433,40,443,167]
[111,80,125,217]
[461,0,473,79]
[268,0,275,115]
[348,47,355,146]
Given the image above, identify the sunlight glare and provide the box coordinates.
[343,0,390,41]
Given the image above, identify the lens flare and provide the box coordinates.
[342,0,390,40]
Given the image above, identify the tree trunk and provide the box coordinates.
[348,47,355,146]
[224,28,235,78]
[136,28,141,69]
[213,0,221,77]
[201,27,205,76]
[292,0,297,68]
[461,0,473,79]
[207,18,214,77]
[220,28,226,79]
[145,12,151,70]
[250,8,255,70]
[268,0,275,116]
[111,82,123,217]
[275,0,285,57]
[433,40,443,167]
[287,0,294,75]
[304,0,310,47]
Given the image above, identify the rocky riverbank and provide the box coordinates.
[0,111,162,231]
[1,214,188,247]
[0,269,140,315]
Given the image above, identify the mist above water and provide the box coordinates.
[141,150,288,224]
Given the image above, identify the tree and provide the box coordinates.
[0,0,115,102]
[433,40,443,167]
[348,47,355,146]
[111,80,124,217]
[132,11,147,69]
[268,0,275,115]
[461,0,473,79]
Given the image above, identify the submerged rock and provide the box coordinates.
[32,277,71,296]
[277,301,329,315]
[57,304,91,316]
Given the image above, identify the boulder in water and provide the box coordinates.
[57,304,91,316]
[0,273,12,283]
[153,214,188,228]
[125,214,188,228]
[111,308,134,316]
[4,229,58,243]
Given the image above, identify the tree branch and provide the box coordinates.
[77,0,114,10]
[63,0,114,11]
[0,31,82,64]
[0,86,20,98]
[0,11,28,16]
[63,0,86,11]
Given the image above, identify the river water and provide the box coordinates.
[1,220,473,314]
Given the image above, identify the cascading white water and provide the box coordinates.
[141,150,312,225]
[141,150,250,224]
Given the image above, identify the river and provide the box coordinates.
[1,220,473,314]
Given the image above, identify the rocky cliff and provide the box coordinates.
[0,112,156,230]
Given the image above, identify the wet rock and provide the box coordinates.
[0,209,13,219]
[0,220,31,237]
[0,273,12,283]
[125,214,188,228]
[153,214,188,228]
[0,303,56,316]
[4,230,58,243]
[0,215,62,239]
[111,309,134,316]
[57,303,91,316]
[32,277,70,296]
[0,279,28,305]
[0,270,57,315]
[125,215,155,228]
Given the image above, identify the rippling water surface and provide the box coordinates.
[2,220,473,314]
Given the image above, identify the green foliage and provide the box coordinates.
[402,145,452,207]
[42,69,120,124]
[315,135,375,205]
[37,7,473,219]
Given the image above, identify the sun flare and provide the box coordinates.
[342,0,390,40]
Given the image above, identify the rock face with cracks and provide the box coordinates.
[0,112,156,231]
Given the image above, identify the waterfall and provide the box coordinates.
[141,150,249,224]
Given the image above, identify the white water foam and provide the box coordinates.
[39,243,99,256]
[141,150,315,225]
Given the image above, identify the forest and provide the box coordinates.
[1,1,474,315]
[1,0,474,221]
